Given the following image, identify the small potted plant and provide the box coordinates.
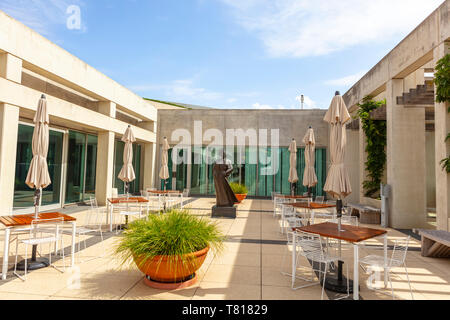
[115,209,224,289]
[230,182,249,204]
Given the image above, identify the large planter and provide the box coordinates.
[133,247,209,288]
[235,194,247,204]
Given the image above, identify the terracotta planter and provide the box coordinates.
[133,247,209,284]
[235,194,247,204]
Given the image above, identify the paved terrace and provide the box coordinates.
[0,198,449,300]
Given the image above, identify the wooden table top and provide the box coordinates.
[0,212,76,228]
[277,195,311,199]
[108,197,149,204]
[147,190,181,195]
[287,202,336,210]
[295,222,387,243]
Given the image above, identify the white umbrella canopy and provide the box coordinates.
[118,125,136,185]
[288,139,299,184]
[323,94,352,199]
[159,137,170,189]
[303,127,318,189]
[25,96,51,196]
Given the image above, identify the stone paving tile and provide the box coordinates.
[0,198,449,300]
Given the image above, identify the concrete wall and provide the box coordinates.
[0,10,158,211]
[156,108,330,191]
[341,0,450,229]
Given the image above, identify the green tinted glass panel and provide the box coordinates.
[83,135,97,201]
[41,130,64,206]
[65,131,86,203]
[191,147,207,195]
[244,147,257,196]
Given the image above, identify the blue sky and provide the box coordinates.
[0,0,445,109]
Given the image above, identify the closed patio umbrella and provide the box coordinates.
[323,92,352,206]
[323,91,353,293]
[303,127,318,196]
[21,94,51,269]
[159,137,170,190]
[118,125,136,196]
[288,139,299,195]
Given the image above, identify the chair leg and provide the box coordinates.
[388,272,395,299]
[404,264,414,300]
[321,263,328,300]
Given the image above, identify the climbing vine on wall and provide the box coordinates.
[357,96,387,198]
[435,54,450,173]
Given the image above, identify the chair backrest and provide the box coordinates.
[295,231,324,258]
[111,188,118,199]
[315,196,325,204]
[272,192,281,201]
[281,204,295,217]
[390,236,410,266]
[183,189,190,197]
[30,217,65,239]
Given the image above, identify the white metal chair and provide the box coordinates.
[280,204,297,234]
[111,188,118,199]
[68,197,105,262]
[315,196,325,204]
[293,230,349,300]
[360,236,414,300]
[116,200,143,233]
[13,217,66,281]
[273,196,289,218]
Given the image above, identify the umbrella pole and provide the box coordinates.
[17,189,49,270]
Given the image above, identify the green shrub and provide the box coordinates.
[115,209,224,267]
[229,182,248,194]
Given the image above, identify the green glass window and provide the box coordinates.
[190,147,207,195]
[65,131,98,203]
[115,140,142,194]
[175,148,188,191]
[244,147,257,196]
[14,124,64,209]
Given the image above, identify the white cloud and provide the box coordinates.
[252,102,274,109]
[220,0,444,58]
[325,70,367,87]
[130,79,223,101]
[0,0,86,35]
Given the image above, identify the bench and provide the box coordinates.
[417,229,450,258]
[348,203,381,225]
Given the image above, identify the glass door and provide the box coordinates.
[65,131,98,204]
[14,123,64,212]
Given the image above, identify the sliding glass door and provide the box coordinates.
[65,131,98,204]
[14,124,64,210]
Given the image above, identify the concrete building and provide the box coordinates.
[156,108,330,198]
[0,10,158,213]
[343,1,450,230]
[0,0,449,235]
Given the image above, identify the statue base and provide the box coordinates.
[212,205,237,219]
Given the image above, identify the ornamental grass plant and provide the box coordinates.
[229,182,248,195]
[115,209,224,271]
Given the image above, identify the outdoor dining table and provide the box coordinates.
[277,195,311,200]
[287,202,336,224]
[292,222,388,300]
[0,212,77,280]
[106,197,149,232]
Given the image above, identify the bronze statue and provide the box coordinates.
[213,152,238,207]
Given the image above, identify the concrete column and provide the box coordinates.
[98,101,116,118]
[143,142,157,190]
[0,104,19,214]
[140,120,157,190]
[386,79,426,228]
[358,119,367,204]
[95,131,115,206]
[434,42,450,231]
[0,53,22,83]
